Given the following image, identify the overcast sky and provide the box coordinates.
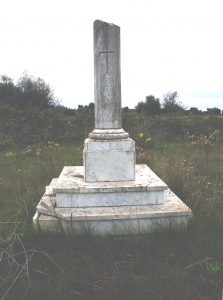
[1,0,223,110]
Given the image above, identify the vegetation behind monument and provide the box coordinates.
[0,74,223,299]
[0,74,223,149]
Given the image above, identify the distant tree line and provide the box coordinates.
[0,73,223,148]
[133,91,222,116]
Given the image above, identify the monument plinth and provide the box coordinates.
[33,20,192,235]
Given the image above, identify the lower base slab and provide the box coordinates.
[33,189,192,235]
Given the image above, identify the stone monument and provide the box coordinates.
[84,21,135,182]
[33,20,192,235]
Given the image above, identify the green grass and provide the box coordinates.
[0,140,83,221]
[0,140,223,299]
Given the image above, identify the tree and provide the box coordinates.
[135,95,161,115]
[77,105,84,112]
[16,73,58,109]
[122,106,129,113]
[207,108,221,115]
[135,101,145,114]
[0,75,16,105]
[145,95,161,115]
[1,75,13,85]
[189,107,202,115]
[88,102,95,110]
[162,91,185,113]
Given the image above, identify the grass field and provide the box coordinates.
[0,139,222,299]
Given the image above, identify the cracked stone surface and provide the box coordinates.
[36,189,192,220]
[54,165,168,194]
[84,138,135,182]
[47,165,168,207]
[34,189,192,234]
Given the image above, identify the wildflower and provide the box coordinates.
[203,136,209,145]
[191,135,197,144]
[36,148,41,156]
[22,145,33,156]
[5,152,16,158]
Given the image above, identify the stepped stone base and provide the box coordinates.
[53,164,167,207]
[33,189,192,235]
[33,164,192,235]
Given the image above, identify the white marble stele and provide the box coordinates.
[84,138,135,182]
[33,164,192,235]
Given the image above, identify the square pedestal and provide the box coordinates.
[83,138,135,182]
[51,165,168,207]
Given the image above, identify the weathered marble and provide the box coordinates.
[36,194,56,215]
[54,164,166,207]
[38,214,191,235]
[45,178,57,195]
[89,128,129,140]
[53,165,167,194]
[33,212,63,233]
[87,20,132,178]
[32,19,192,235]
[88,20,130,141]
[57,190,165,207]
[85,138,134,151]
[34,189,192,235]
[93,20,121,130]
[84,138,135,182]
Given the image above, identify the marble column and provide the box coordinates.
[89,20,128,140]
